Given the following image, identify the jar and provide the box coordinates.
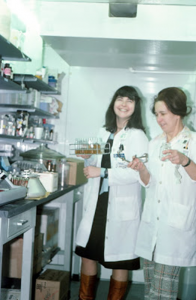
[48,75,57,88]
[3,63,11,79]
[58,158,69,187]
[43,127,50,140]
[0,114,8,134]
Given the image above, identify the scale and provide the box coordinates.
[0,171,27,206]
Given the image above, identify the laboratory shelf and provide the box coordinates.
[13,74,60,95]
[0,76,26,93]
[0,134,57,145]
[0,35,31,62]
[0,104,59,118]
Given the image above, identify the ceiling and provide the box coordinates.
[43,36,196,72]
[7,0,196,72]
[16,0,196,4]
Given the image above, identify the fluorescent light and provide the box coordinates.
[6,0,40,33]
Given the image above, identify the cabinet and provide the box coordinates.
[0,206,36,300]
[0,186,84,300]
[39,186,83,274]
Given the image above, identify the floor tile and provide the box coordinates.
[70,279,145,300]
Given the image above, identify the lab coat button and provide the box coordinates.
[157,217,159,220]
[159,181,162,184]
[158,200,160,203]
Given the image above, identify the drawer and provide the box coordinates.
[7,208,36,238]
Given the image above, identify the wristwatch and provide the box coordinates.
[104,168,108,178]
[182,157,191,167]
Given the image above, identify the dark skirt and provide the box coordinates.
[75,135,140,270]
[75,191,140,270]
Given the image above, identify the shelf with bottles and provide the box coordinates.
[13,74,60,95]
[0,34,31,62]
[0,113,58,145]
[0,76,26,93]
[0,104,59,119]
[0,134,58,145]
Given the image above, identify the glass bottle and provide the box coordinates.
[47,160,52,172]
[51,160,56,172]
[49,128,54,141]
[59,158,69,187]
[3,63,11,79]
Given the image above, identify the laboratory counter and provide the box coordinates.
[0,183,84,300]
[0,184,82,218]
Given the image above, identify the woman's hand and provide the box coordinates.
[76,154,92,159]
[127,156,150,185]
[127,157,146,172]
[162,149,188,165]
[83,166,101,178]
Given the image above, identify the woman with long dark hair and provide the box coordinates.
[75,86,148,300]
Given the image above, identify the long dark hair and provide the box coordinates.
[104,86,145,133]
[152,87,192,117]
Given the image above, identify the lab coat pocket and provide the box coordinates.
[141,200,152,223]
[168,202,195,231]
[113,196,139,221]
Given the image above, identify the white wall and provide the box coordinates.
[65,67,196,154]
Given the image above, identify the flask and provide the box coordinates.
[59,158,69,187]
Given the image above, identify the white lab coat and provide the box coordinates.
[76,127,149,262]
[135,126,196,267]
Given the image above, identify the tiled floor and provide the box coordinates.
[70,279,145,300]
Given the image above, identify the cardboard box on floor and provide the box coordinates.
[35,269,70,300]
[1,288,21,300]
[66,158,87,185]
